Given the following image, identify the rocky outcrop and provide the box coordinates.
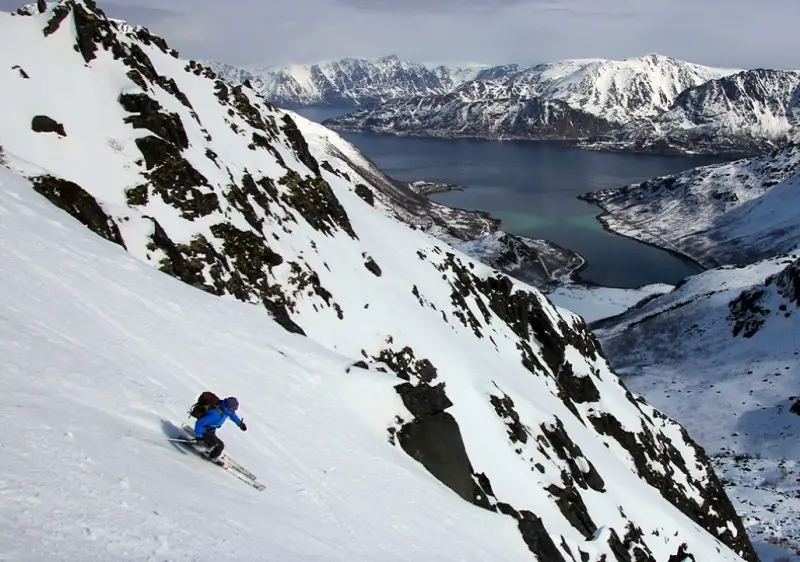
[31,175,125,248]
[31,115,66,136]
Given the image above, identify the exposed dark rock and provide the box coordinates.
[364,256,382,276]
[541,417,606,492]
[589,413,757,561]
[397,412,476,502]
[373,346,438,383]
[125,185,148,206]
[516,510,568,562]
[559,360,601,403]
[133,136,219,220]
[43,3,69,36]
[471,473,496,511]
[211,223,284,281]
[126,69,148,91]
[395,382,453,419]
[620,522,656,562]
[545,483,596,538]
[37,0,46,13]
[286,261,342,319]
[354,183,375,206]
[667,544,695,562]
[281,114,320,176]
[489,393,529,444]
[119,93,188,149]
[13,65,30,79]
[70,3,117,64]
[144,217,208,290]
[349,360,369,370]
[31,115,66,137]
[262,297,306,336]
[729,288,768,338]
[31,175,125,249]
[278,171,357,239]
[790,399,800,415]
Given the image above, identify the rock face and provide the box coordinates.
[206,56,516,108]
[587,69,800,155]
[582,142,800,268]
[0,3,756,560]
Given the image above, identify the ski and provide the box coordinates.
[176,424,265,490]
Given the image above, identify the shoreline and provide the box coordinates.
[578,192,709,273]
[324,124,760,160]
[408,180,466,196]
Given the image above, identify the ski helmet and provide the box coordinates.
[225,397,239,411]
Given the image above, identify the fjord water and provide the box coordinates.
[296,107,727,288]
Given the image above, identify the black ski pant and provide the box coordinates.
[200,429,224,459]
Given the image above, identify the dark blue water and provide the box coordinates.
[294,107,728,288]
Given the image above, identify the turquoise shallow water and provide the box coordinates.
[294,107,730,288]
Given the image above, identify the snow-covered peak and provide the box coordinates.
[500,54,737,122]
[206,56,512,108]
[0,2,757,560]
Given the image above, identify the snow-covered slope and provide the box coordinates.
[0,2,758,560]
[586,69,800,155]
[594,253,800,557]
[207,56,510,108]
[582,143,800,267]
[512,54,734,123]
[325,55,746,147]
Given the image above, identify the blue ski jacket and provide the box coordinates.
[194,403,242,438]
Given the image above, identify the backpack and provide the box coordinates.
[188,391,221,419]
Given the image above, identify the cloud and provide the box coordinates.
[8,0,797,70]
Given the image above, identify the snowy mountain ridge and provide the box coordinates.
[594,252,800,557]
[582,142,800,268]
[586,69,800,155]
[326,56,800,156]
[0,1,757,560]
[206,55,511,108]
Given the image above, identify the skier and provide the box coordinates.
[194,396,247,465]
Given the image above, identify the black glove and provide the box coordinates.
[239,421,247,432]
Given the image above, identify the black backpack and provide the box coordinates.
[188,391,221,419]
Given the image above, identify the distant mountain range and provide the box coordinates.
[206,56,520,108]
[325,55,799,156]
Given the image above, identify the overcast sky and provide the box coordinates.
[4,0,798,69]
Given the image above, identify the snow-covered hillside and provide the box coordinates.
[595,253,800,558]
[586,69,800,155]
[325,55,759,150]
[207,56,507,108]
[582,143,800,267]
[0,1,760,560]
[509,54,734,123]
